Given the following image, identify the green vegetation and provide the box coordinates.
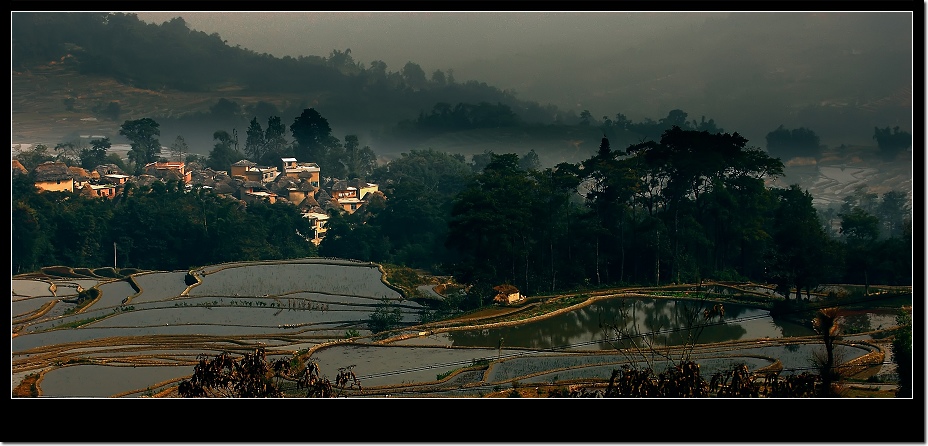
[435,358,491,382]
[12,121,911,335]
[471,358,490,368]
[9,13,913,405]
[381,265,426,299]
[54,315,107,330]
[367,298,403,334]
[60,288,101,315]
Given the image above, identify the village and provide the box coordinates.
[12,153,384,247]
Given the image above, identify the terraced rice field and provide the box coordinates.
[11,259,904,398]
[12,258,420,397]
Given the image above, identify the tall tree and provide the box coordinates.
[579,110,594,126]
[877,190,911,239]
[430,69,447,85]
[53,140,83,166]
[812,307,841,397]
[119,117,161,173]
[767,184,827,300]
[289,108,342,176]
[206,130,244,172]
[519,149,541,172]
[581,136,640,284]
[401,61,427,90]
[626,126,783,283]
[244,117,266,162]
[342,134,377,180]
[262,115,288,165]
[447,153,540,299]
[839,207,880,295]
[531,162,584,292]
[80,137,111,170]
[168,135,189,163]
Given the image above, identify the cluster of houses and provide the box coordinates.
[13,157,383,246]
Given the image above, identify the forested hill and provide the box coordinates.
[11,12,550,110]
[9,12,763,166]
[11,12,562,153]
[12,12,913,184]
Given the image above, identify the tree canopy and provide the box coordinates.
[873,126,912,159]
[119,117,161,173]
[765,124,823,160]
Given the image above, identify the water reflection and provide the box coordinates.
[447,298,814,350]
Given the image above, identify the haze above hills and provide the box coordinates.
[129,11,913,149]
[11,11,914,209]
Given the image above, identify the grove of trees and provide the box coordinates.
[14,121,912,312]
[765,124,823,160]
[873,126,913,159]
[119,117,162,174]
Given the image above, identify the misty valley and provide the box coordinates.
[10,12,914,405]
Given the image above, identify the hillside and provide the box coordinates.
[12,62,296,149]
[12,37,913,214]
[12,62,912,211]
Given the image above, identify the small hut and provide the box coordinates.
[493,284,522,305]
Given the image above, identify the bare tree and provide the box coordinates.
[592,296,725,397]
[178,347,360,398]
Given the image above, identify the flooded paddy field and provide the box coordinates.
[11,259,907,398]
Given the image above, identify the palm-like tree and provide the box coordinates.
[812,307,841,396]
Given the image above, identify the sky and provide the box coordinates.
[126,11,915,148]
